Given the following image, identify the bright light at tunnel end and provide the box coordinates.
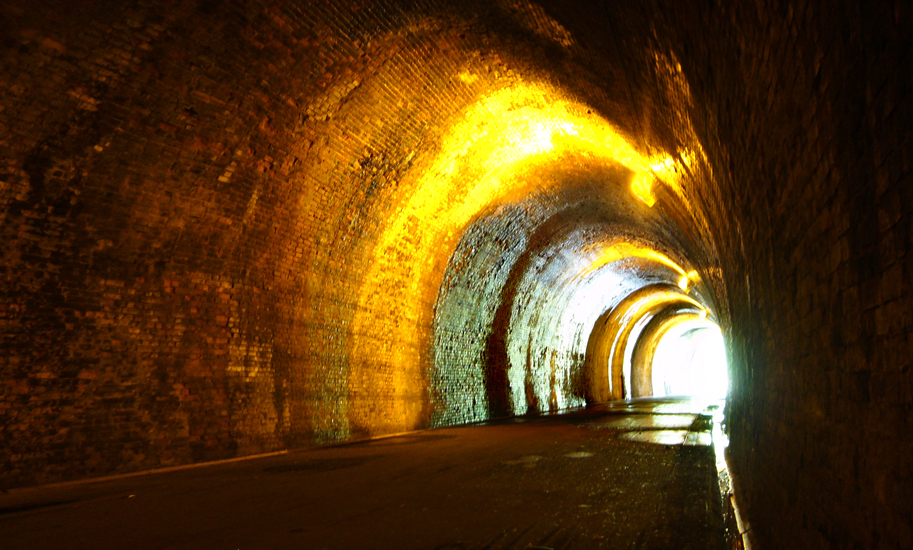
[652,320,729,400]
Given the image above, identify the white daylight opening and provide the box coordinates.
[651,319,728,399]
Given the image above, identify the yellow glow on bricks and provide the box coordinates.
[579,241,688,280]
[678,274,690,290]
[376,82,674,257]
[631,172,656,206]
[349,82,683,434]
[610,290,703,393]
[677,270,700,291]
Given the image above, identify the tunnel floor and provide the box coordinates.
[0,398,726,550]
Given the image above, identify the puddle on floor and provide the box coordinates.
[603,397,724,416]
[587,414,698,430]
[616,429,711,446]
[683,431,713,447]
[619,430,689,445]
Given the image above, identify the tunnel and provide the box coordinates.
[0,1,911,548]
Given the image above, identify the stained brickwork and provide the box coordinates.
[1,0,911,548]
[431,167,688,426]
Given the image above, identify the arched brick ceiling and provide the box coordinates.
[2,1,911,548]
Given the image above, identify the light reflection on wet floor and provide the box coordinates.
[617,430,713,446]
[603,398,721,415]
[590,414,698,430]
[619,430,690,445]
[581,396,721,448]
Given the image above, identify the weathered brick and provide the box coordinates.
[0,2,911,549]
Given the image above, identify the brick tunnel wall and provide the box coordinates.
[671,3,913,548]
[2,0,684,486]
[430,168,689,426]
[1,0,911,548]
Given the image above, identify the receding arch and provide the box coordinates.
[584,283,703,403]
[650,319,728,399]
[629,305,703,397]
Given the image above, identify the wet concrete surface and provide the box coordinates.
[0,397,726,550]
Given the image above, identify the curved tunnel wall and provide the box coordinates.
[585,283,705,402]
[431,176,693,425]
[1,1,912,548]
[630,305,703,398]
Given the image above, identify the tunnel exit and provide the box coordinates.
[650,319,729,400]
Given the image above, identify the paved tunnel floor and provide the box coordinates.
[0,397,726,550]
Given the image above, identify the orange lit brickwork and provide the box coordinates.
[3,0,701,486]
[1,1,912,548]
